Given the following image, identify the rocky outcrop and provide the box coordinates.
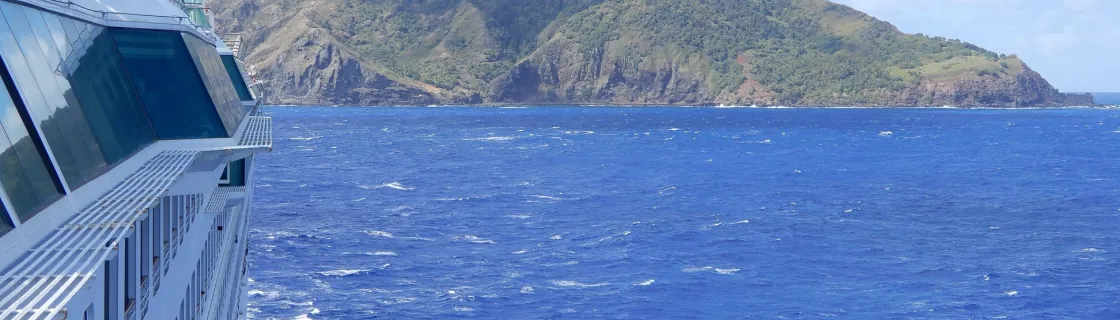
[487,40,713,104]
[210,0,437,106]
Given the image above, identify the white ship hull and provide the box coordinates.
[0,0,270,319]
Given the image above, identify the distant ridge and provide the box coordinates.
[211,0,1092,107]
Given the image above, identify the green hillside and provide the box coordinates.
[211,0,1092,107]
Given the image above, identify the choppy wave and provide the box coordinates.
[462,136,516,141]
[549,280,609,288]
[365,230,394,238]
[456,235,496,244]
[682,266,740,275]
[289,136,322,141]
[251,106,1120,319]
[317,269,370,277]
[360,182,414,190]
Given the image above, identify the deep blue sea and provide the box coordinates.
[249,106,1120,319]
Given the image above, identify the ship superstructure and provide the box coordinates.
[0,0,270,319]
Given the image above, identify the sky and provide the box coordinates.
[831,0,1119,92]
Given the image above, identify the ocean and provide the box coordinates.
[249,106,1120,319]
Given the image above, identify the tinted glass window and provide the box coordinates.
[220,159,245,187]
[221,55,253,101]
[62,21,156,164]
[0,200,12,237]
[0,2,106,189]
[109,28,228,139]
[0,61,63,222]
[0,3,162,190]
[183,34,246,134]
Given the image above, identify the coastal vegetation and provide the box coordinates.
[211,0,1091,107]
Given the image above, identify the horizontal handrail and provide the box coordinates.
[38,0,218,42]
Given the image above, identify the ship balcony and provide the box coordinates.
[0,97,270,318]
[123,298,136,320]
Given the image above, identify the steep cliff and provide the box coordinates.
[210,0,1092,107]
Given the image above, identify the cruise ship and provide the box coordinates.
[0,0,270,319]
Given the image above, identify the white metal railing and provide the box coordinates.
[0,151,198,319]
[42,0,219,42]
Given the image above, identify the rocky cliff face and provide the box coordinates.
[210,0,438,105]
[210,0,1092,107]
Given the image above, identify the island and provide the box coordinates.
[211,0,1094,107]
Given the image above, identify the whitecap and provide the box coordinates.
[879,131,894,137]
[453,306,475,312]
[549,235,562,240]
[292,314,313,320]
[512,249,529,254]
[462,136,516,142]
[520,285,534,294]
[683,266,739,275]
[564,130,595,135]
[317,269,368,276]
[508,214,532,219]
[549,280,608,288]
[289,136,322,141]
[365,230,394,238]
[400,236,436,241]
[658,185,677,195]
[1004,290,1018,296]
[682,266,713,273]
[715,268,740,275]
[531,195,563,201]
[379,297,418,305]
[733,220,751,224]
[1078,248,1105,253]
[368,251,399,256]
[457,235,496,244]
[758,139,772,144]
[360,182,414,191]
[635,279,655,286]
[359,288,401,294]
[248,289,280,299]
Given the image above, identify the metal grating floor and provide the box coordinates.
[205,187,230,213]
[238,116,272,149]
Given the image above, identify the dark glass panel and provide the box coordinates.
[109,28,227,139]
[182,34,244,135]
[0,2,84,188]
[0,200,12,237]
[0,65,62,221]
[221,55,253,101]
[15,5,107,187]
[57,18,155,164]
[220,159,245,187]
